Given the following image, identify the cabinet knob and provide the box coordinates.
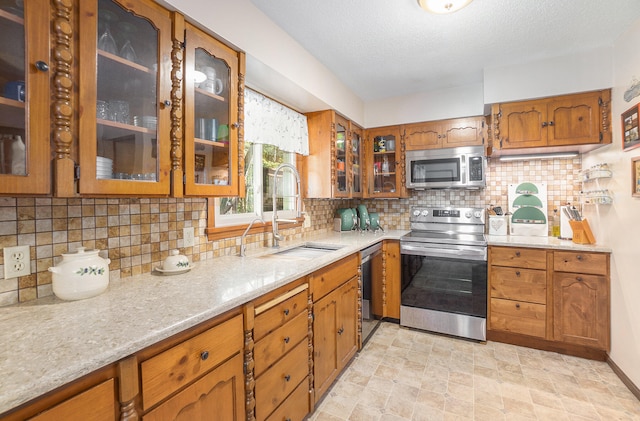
[231,122,239,129]
[337,327,344,335]
[284,336,290,344]
[283,308,290,316]
[163,99,172,107]
[200,351,209,361]
[515,251,521,257]
[284,374,291,382]
[576,276,583,282]
[35,61,49,72]
[576,255,583,261]
[515,303,520,309]
[542,122,548,127]
[548,120,554,126]
[515,271,521,276]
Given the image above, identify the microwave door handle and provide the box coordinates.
[460,154,467,184]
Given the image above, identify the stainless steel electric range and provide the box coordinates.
[400,206,487,341]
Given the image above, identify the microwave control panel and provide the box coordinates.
[468,156,484,181]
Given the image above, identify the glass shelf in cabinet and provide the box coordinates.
[0,9,24,25]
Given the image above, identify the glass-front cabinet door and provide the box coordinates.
[334,115,349,198]
[78,0,172,195]
[0,0,50,194]
[350,125,364,198]
[366,126,404,198]
[184,22,238,196]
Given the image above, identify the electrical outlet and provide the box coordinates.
[4,245,31,279]
[183,227,195,247]
[303,213,311,228]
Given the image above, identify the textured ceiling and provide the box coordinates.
[250,0,640,101]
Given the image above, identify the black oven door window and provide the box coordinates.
[401,255,487,318]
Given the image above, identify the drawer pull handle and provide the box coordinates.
[284,336,290,344]
[283,308,290,316]
[515,303,520,309]
[576,255,583,261]
[200,351,209,361]
[515,271,521,276]
[284,374,291,382]
[576,277,583,282]
[515,251,521,257]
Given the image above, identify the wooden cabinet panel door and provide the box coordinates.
[441,118,484,148]
[498,100,547,149]
[553,272,609,350]
[336,277,358,368]
[144,353,245,421]
[313,290,338,402]
[547,94,601,146]
[384,241,401,320]
[404,122,441,150]
[28,379,116,421]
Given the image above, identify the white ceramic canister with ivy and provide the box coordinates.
[49,247,111,300]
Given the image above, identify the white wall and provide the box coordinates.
[364,82,485,128]
[484,46,614,104]
[160,0,365,124]
[582,20,640,388]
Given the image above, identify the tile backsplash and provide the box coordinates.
[0,157,580,306]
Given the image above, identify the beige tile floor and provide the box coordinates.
[309,322,640,421]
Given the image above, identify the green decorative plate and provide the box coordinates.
[512,207,547,224]
[515,182,539,194]
[513,195,544,208]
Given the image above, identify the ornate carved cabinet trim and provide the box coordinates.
[118,356,140,421]
[170,12,185,197]
[52,0,75,196]
[243,303,256,421]
[307,289,315,411]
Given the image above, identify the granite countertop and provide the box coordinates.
[0,230,407,415]
[486,234,612,253]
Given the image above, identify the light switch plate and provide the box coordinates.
[4,245,31,278]
[183,227,195,247]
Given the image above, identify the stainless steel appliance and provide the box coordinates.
[405,146,486,190]
[400,206,487,341]
[360,242,382,344]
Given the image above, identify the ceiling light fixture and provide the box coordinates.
[498,152,580,162]
[418,0,473,14]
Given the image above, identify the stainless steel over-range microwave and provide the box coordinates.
[405,146,486,189]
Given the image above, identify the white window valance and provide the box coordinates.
[244,88,309,156]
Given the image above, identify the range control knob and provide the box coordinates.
[473,211,482,218]
[421,210,429,216]
[465,211,472,219]
[413,210,421,216]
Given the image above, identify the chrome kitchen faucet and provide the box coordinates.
[271,163,302,248]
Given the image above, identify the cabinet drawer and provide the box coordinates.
[141,314,243,410]
[254,285,308,342]
[310,254,359,301]
[28,379,116,421]
[490,247,546,269]
[255,339,309,421]
[554,251,608,275]
[255,309,309,377]
[490,266,546,304]
[265,376,310,421]
[490,298,546,338]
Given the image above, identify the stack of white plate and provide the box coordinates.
[133,115,157,130]
[96,156,113,179]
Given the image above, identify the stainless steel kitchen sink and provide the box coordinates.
[261,242,344,259]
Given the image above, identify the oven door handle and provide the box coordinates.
[400,244,487,261]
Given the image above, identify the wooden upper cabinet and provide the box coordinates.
[492,90,612,153]
[365,125,407,198]
[0,0,51,194]
[182,21,241,197]
[78,0,173,196]
[303,110,363,198]
[405,117,485,150]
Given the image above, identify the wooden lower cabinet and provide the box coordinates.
[488,246,611,359]
[553,272,609,350]
[143,353,245,421]
[27,379,116,421]
[313,276,359,402]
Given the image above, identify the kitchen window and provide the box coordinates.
[212,142,297,227]
[207,88,308,237]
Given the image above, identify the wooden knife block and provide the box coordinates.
[569,218,596,244]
